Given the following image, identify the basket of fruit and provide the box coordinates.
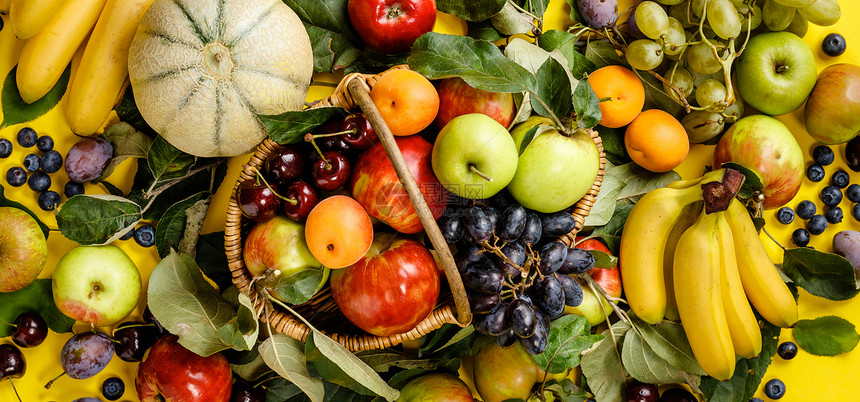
[224,64,606,352]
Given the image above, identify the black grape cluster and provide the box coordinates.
[437,191,596,354]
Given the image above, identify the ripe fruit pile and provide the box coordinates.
[439,191,596,354]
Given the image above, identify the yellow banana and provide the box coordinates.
[661,200,702,322]
[9,0,66,39]
[65,0,155,135]
[716,211,762,359]
[0,0,10,15]
[15,0,106,104]
[674,209,736,381]
[724,199,798,328]
[620,169,724,324]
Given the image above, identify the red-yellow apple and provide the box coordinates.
[804,63,860,144]
[136,335,232,402]
[434,77,516,130]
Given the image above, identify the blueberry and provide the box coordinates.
[119,227,136,241]
[797,200,816,220]
[36,135,54,152]
[64,181,85,198]
[134,224,156,247]
[27,171,51,193]
[6,167,27,187]
[749,399,764,402]
[812,145,835,166]
[23,153,41,172]
[40,150,63,173]
[826,206,843,224]
[791,229,810,247]
[807,215,828,235]
[775,207,794,224]
[854,204,860,222]
[37,191,60,211]
[777,341,798,360]
[102,376,125,401]
[820,185,843,207]
[16,127,37,147]
[806,164,825,182]
[764,378,786,399]
[847,184,860,203]
[831,169,850,188]
[0,139,12,158]
[822,33,846,57]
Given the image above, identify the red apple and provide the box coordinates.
[398,372,473,401]
[713,115,803,209]
[350,135,447,234]
[347,0,437,54]
[330,233,440,337]
[136,335,232,402]
[473,342,540,402]
[434,77,516,130]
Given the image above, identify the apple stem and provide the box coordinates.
[468,165,493,182]
[775,65,789,74]
[304,133,332,170]
[251,167,297,205]
[9,379,22,402]
[44,371,67,389]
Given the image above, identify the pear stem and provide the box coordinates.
[44,371,67,389]
[469,164,493,182]
[9,379,22,402]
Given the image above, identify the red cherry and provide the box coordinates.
[265,145,308,188]
[237,179,282,222]
[340,113,378,150]
[312,151,352,191]
[282,180,321,222]
[12,312,48,348]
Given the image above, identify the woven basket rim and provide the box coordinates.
[224,65,608,352]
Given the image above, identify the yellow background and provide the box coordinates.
[0,0,858,401]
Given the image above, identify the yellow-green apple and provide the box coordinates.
[52,245,141,326]
[0,206,47,292]
[434,77,517,130]
[735,31,817,116]
[564,238,621,326]
[473,342,540,402]
[431,113,519,199]
[347,0,437,54]
[507,116,600,213]
[804,63,860,144]
[397,372,473,401]
[351,135,447,234]
[136,335,232,402]
[713,115,804,209]
[243,215,329,303]
[330,233,440,337]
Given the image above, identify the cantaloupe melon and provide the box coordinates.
[128,0,313,157]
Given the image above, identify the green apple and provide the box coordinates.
[507,116,600,213]
[397,372,473,401]
[735,31,817,116]
[53,245,141,326]
[804,63,860,144]
[431,113,518,199]
[0,207,47,292]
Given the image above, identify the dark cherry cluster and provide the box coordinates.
[438,191,594,355]
[238,113,378,222]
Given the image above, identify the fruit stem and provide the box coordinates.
[468,165,493,182]
[0,320,16,328]
[44,371,67,389]
[251,167,297,205]
[304,133,332,170]
[775,65,789,74]
[9,379,21,402]
[310,129,356,139]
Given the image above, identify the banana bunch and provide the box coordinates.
[620,172,798,381]
[10,0,154,135]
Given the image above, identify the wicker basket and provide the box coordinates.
[225,65,607,352]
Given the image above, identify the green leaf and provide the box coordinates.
[573,80,601,129]
[0,185,49,238]
[518,123,542,155]
[525,0,551,18]
[147,250,238,356]
[504,38,578,98]
[630,316,706,376]
[282,0,361,72]
[467,20,506,41]
[305,329,400,401]
[128,157,227,221]
[589,250,618,269]
[584,40,624,69]
[720,162,764,199]
[356,351,439,373]
[217,290,259,351]
[621,328,686,384]
[583,165,626,227]
[638,71,685,118]
[532,57,572,119]
[566,0,587,25]
[99,121,154,180]
[538,30,596,79]
[595,125,629,165]
[386,368,436,390]
[260,334,326,402]
[611,163,682,205]
[781,247,859,301]
[490,1,535,35]
[115,86,158,137]
[196,231,233,291]
[263,107,348,145]
[94,180,126,197]
[580,321,630,402]
[56,194,141,245]
[0,279,75,337]
[793,316,860,356]
[418,324,476,359]
[533,315,603,374]
[147,136,196,186]
[436,0,506,21]
[305,24,362,73]
[408,32,536,94]
[700,320,781,402]
[0,65,70,128]
[343,50,409,75]
[591,203,633,254]
[154,191,209,258]
[271,269,327,305]
[546,378,589,402]
[229,346,270,382]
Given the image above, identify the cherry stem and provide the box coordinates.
[251,167,297,205]
[9,379,22,402]
[469,165,493,182]
[303,133,332,170]
[310,129,356,138]
[0,320,16,328]
[44,371,67,389]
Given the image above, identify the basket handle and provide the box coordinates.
[347,79,473,327]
